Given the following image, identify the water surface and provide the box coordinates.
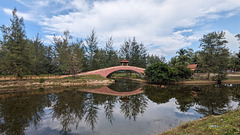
[0,79,239,135]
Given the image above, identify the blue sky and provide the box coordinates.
[1,0,240,60]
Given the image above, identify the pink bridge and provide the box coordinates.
[77,66,145,78]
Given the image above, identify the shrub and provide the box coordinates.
[144,62,177,83]
[175,65,193,80]
[39,78,45,83]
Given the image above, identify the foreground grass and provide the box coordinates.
[160,109,240,135]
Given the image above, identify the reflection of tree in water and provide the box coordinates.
[120,94,148,121]
[143,85,174,104]
[104,96,117,124]
[108,79,142,92]
[51,91,87,134]
[51,91,118,133]
[2,83,238,134]
[144,84,239,115]
[194,85,232,116]
[0,94,51,135]
[229,84,240,107]
[173,86,195,112]
[143,85,195,112]
[84,93,99,131]
[0,86,147,134]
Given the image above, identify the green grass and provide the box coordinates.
[0,74,57,77]
[160,109,240,135]
[0,75,110,88]
[42,74,109,83]
[63,74,108,80]
[111,73,141,79]
[226,77,240,80]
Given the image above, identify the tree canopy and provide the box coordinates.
[198,31,229,81]
[0,8,29,77]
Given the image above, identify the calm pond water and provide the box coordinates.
[0,79,239,135]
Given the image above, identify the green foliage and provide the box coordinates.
[169,48,198,68]
[104,37,120,67]
[145,62,193,83]
[53,30,84,75]
[85,29,98,71]
[161,109,240,135]
[146,54,165,67]
[39,78,45,83]
[144,62,177,83]
[176,48,191,66]
[175,65,193,80]
[236,34,240,41]
[212,72,227,84]
[199,31,229,81]
[0,8,30,77]
[28,34,49,75]
[120,37,147,68]
[63,74,107,80]
[43,46,56,75]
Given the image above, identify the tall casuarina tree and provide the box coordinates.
[0,8,30,77]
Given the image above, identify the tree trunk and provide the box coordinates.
[207,71,210,80]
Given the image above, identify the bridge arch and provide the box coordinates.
[77,66,145,78]
[107,70,143,78]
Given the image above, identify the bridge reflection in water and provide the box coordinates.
[0,86,143,99]
[80,86,143,97]
[0,79,143,98]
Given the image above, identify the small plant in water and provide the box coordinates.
[39,88,45,92]
[39,78,45,83]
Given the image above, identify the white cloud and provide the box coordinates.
[225,30,240,53]
[3,8,36,22]
[6,0,240,57]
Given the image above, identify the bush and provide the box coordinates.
[39,78,45,83]
[175,65,193,80]
[212,72,227,84]
[144,62,177,83]
[145,63,193,83]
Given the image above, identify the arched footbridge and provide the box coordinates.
[77,66,145,78]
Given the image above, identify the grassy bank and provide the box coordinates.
[160,109,240,135]
[0,75,114,89]
[110,73,141,79]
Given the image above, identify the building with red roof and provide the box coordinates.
[187,64,198,71]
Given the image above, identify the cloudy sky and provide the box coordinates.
[0,0,240,60]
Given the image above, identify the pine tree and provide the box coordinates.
[53,30,72,74]
[69,40,84,75]
[105,37,119,67]
[28,34,48,75]
[45,46,56,75]
[146,54,165,66]
[0,8,30,77]
[199,31,229,81]
[85,29,98,70]
[120,37,147,68]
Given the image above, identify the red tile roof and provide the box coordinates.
[187,64,198,70]
[120,59,129,63]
